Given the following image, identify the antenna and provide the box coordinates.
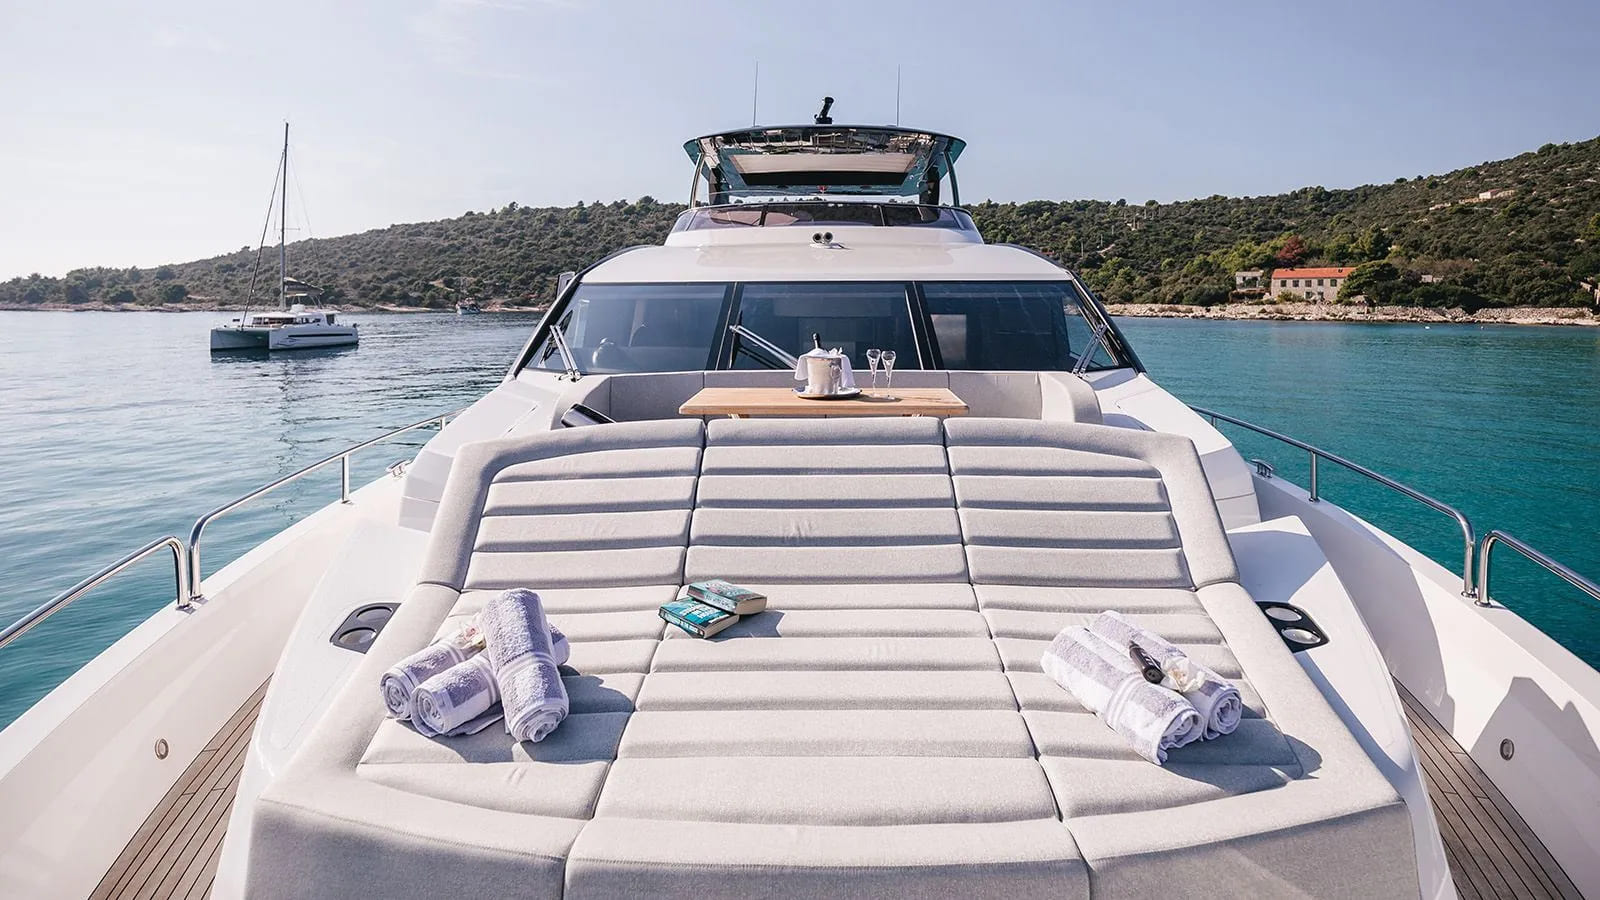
[895,65,901,125]
[814,96,833,125]
[750,61,759,126]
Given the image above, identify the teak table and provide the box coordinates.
[679,387,969,418]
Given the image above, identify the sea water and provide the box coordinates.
[0,312,1596,727]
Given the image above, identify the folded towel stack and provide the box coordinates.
[1041,612,1244,764]
[379,590,572,743]
[661,580,767,638]
[1042,626,1201,764]
[1089,610,1243,739]
[482,588,569,743]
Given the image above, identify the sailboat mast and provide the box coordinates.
[279,122,288,311]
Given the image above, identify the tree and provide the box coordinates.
[1355,226,1391,261]
[160,283,189,304]
[154,266,176,281]
[108,288,137,304]
[1180,281,1231,307]
[1326,234,1357,264]
[1339,261,1400,305]
[1274,235,1308,267]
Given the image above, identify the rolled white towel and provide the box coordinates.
[380,622,484,720]
[482,588,569,743]
[1090,610,1243,739]
[411,655,504,738]
[1042,626,1202,764]
[378,619,569,721]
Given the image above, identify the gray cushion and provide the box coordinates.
[1040,372,1105,425]
[948,371,1042,418]
[249,416,1415,899]
[419,419,704,591]
[687,417,969,583]
[945,418,1239,589]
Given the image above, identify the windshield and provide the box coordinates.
[529,280,1127,375]
[922,281,1118,370]
[532,283,729,374]
[671,204,977,232]
[731,283,919,371]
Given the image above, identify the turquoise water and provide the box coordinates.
[0,312,1596,728]
[0,311,542,727]
[1118,318,1600,667]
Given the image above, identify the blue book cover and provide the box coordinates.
[685,580,768,615]
[660,598,736,638]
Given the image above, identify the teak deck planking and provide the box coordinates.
[90,681,268,900]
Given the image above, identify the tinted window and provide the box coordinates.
[761,203,883,226]
[689,207,762,229]
[532,283,727,374]
[921,281,1118,371]
[880,206,975,229]
[732,283,918,370]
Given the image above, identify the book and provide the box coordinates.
[659,599,737,638]
[685,580,768,616]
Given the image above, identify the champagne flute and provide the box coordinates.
[880,350,897,399]
[866,348,882,395]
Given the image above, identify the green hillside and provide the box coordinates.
[4,136,1598,311]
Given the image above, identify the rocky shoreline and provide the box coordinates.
[1104,302,1599,326]
[5,300,1595,326]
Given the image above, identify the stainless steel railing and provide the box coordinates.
[185,408,460,602]
[1479,530,1600,612]
[1192,406,1480,600]
[0,536,188,652]
[0,409,463,651]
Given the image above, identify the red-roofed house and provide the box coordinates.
[1270,267,1356,302]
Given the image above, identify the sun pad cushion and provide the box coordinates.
[247,417,1415,899]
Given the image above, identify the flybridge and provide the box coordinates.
[684,103,967,206]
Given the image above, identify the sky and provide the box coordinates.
[2,0,1597,279]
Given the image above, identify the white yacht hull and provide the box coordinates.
[2,375,1594,899]
[209,327,271,351]
[0,476,405,899]
[209,325,359,352]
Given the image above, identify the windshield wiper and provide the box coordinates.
[728,324,798,369]
[1071,322,1111,376]
[547,324,581,380]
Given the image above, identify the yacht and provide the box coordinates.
[4,112,1598,899]
[457,298,483,315]
[209,125,359,352]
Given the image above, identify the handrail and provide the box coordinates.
[0,536,188,652]
[185,408,460,603]
[1479,530,1600,612]
[1192,405,1480,600]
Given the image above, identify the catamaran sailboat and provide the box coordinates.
[4,107,1598,899]
[209,124,358,352]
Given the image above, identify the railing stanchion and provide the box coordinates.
[1478,531,1600,612]
[0,536,189,652]
[182,407,461,604]
[10,407,457,641]
[1192,405,1483,602]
